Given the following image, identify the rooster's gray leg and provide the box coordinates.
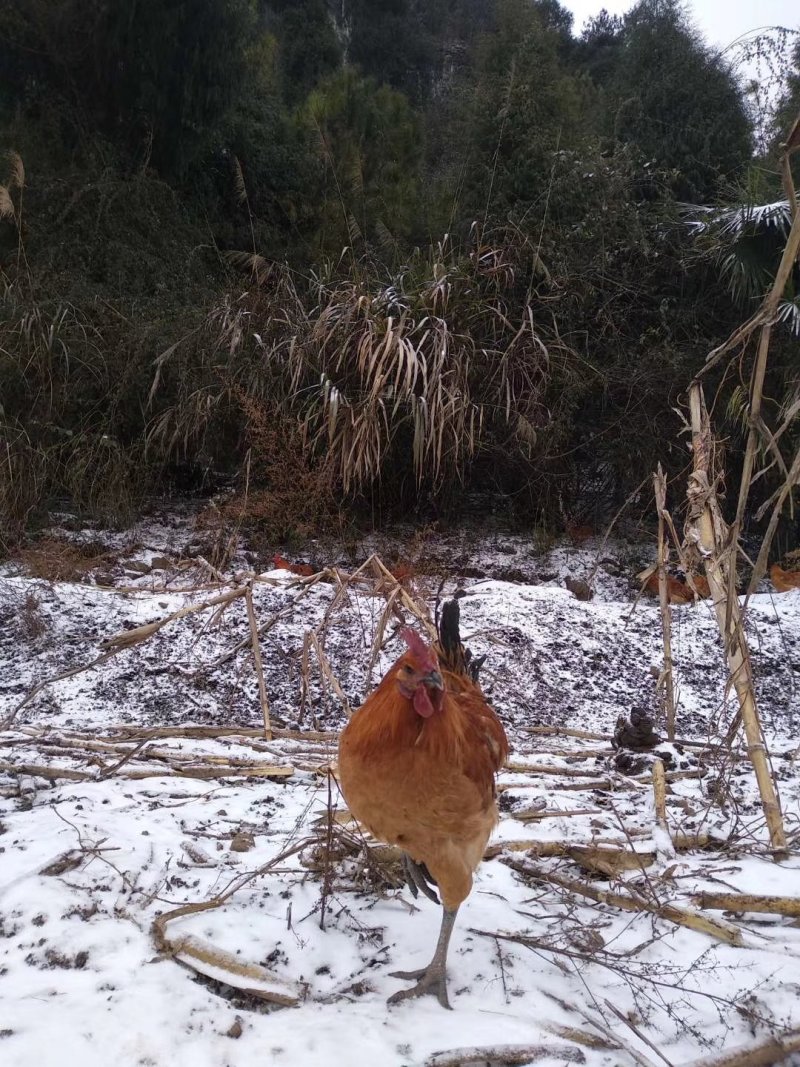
[402,854,439,904]
[388,906,458,1009]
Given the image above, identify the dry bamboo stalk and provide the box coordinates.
[245,585,272,739]
[568,845,654,876]
[693,892,800,918]
[485,840,587,858]
[687,1027,800,1067]
[651,758,675,862]
[505,858,744,946]
[486,840,621,861]
[688,384,787,853]
[654,466,676,739]
[305,630,351,715]
[499,778,630,793]
[730,322,771,552]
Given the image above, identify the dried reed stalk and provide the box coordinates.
[693,892,800,918]
[652,758,668,833]
[687,1027,800,1067]
[521,725,610,739]
[153,840,309,1006]
[0,759,292,784]
[424,1044,584,1067]
[105,724,337,742]
[653,466,676,739]
[698,117,800,603]
[0,761,90,781]
[498,768,706,792]
[504,761,624,777]
[484,832,711,861]
[245,585,272,739]
[518,725,747,755]
[2,648,122,729]
[513,806,603,822]
[303,630,351,717]
[542,1023,619,1051]
[506,857,744,946]
[102,586,248,649]
[687,384,786,853]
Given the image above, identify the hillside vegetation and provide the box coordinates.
[1,0,798,546]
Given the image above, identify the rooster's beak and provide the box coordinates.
[423,669,444,690]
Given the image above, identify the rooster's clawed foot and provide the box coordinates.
[387,963,450,1009]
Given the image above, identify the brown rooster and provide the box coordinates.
[337,600,508,1008]
[770,563,800,593]
[640,569,710,604]
[272,554,314,577]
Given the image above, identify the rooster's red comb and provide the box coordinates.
[400,628,438,672]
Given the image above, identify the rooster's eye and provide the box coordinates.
[402,664,414,674]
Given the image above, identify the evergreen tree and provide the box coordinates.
[606,0,753,202]
[456,0,588,222]
[773,37,800,147]
[302,69,423,250]
[270,0,342,103]
[1,0,261,176]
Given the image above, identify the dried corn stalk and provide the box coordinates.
[686,384,786,853]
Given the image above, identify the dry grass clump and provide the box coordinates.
[18,591,48,640]
[147,228,583,516]
[17,536,114,582]
[0,417,146,554]
[0,419,49,552]
[0,149,211,542]
[195,404,341,560]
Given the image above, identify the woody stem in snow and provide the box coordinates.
[653,465,676,740]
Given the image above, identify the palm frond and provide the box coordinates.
[682,200,791,237]
[777,298,800,337]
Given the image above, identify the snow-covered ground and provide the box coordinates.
[1,511,800,1067]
